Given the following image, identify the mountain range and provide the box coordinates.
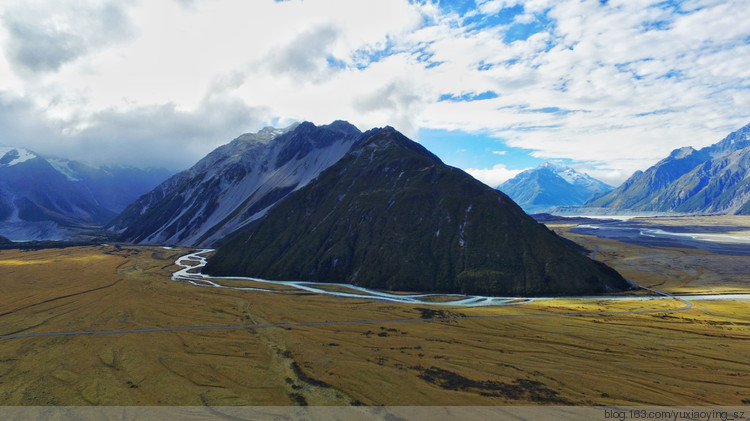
[203,125,629,296]
[586,123,750,214]
[498,162,612,213]
[0,146,170,241]
[2,121,631,296]
[107,121,363,246]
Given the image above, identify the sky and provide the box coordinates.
[0,0,748,187]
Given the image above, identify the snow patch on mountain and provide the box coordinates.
[540,162,609,189]
[0,147,37,167]
[47,158,81,181]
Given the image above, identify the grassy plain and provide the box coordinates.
[0,220,749,406]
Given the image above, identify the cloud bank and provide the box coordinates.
[0,0,747,185]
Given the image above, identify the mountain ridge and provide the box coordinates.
[586,123,750,214]
[107,120,364,246]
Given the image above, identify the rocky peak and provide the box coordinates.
[232,123,300,145]
[668,146,697,160]
[705,122,750,157]
[322,120,361,135]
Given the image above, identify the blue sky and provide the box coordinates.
[0,0,748,186]
[417,127,546,179]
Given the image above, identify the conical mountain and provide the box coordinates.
[204,126,629,296]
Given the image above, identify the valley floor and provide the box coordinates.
[0,216,748,406]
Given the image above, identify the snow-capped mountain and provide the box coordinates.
[108,120,363,246]
[0,146,171,241]
[0,147,37,166]
[497,162,613,213]
[586,122,750,214]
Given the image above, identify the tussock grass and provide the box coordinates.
[0,239,747,405]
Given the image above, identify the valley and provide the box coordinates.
[2,0,749,415]
[0,215,748,406]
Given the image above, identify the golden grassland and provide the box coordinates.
[0,220,749,406]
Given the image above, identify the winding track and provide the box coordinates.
[0,250,706,340]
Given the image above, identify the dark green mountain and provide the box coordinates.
[204,127,630,297]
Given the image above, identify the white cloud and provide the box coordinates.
[1,0,134,74]
[415,0,750,183]
[466,164,525,187]
[477,0,520,15]
[0,0,746,182]
[266,25,340,82]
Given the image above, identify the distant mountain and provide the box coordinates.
[498,162,612,212]
[55,161,174,215]
[107,121,363,246]
[0,146,170,241]
[586,123,750,214]
[204,126,630,297]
